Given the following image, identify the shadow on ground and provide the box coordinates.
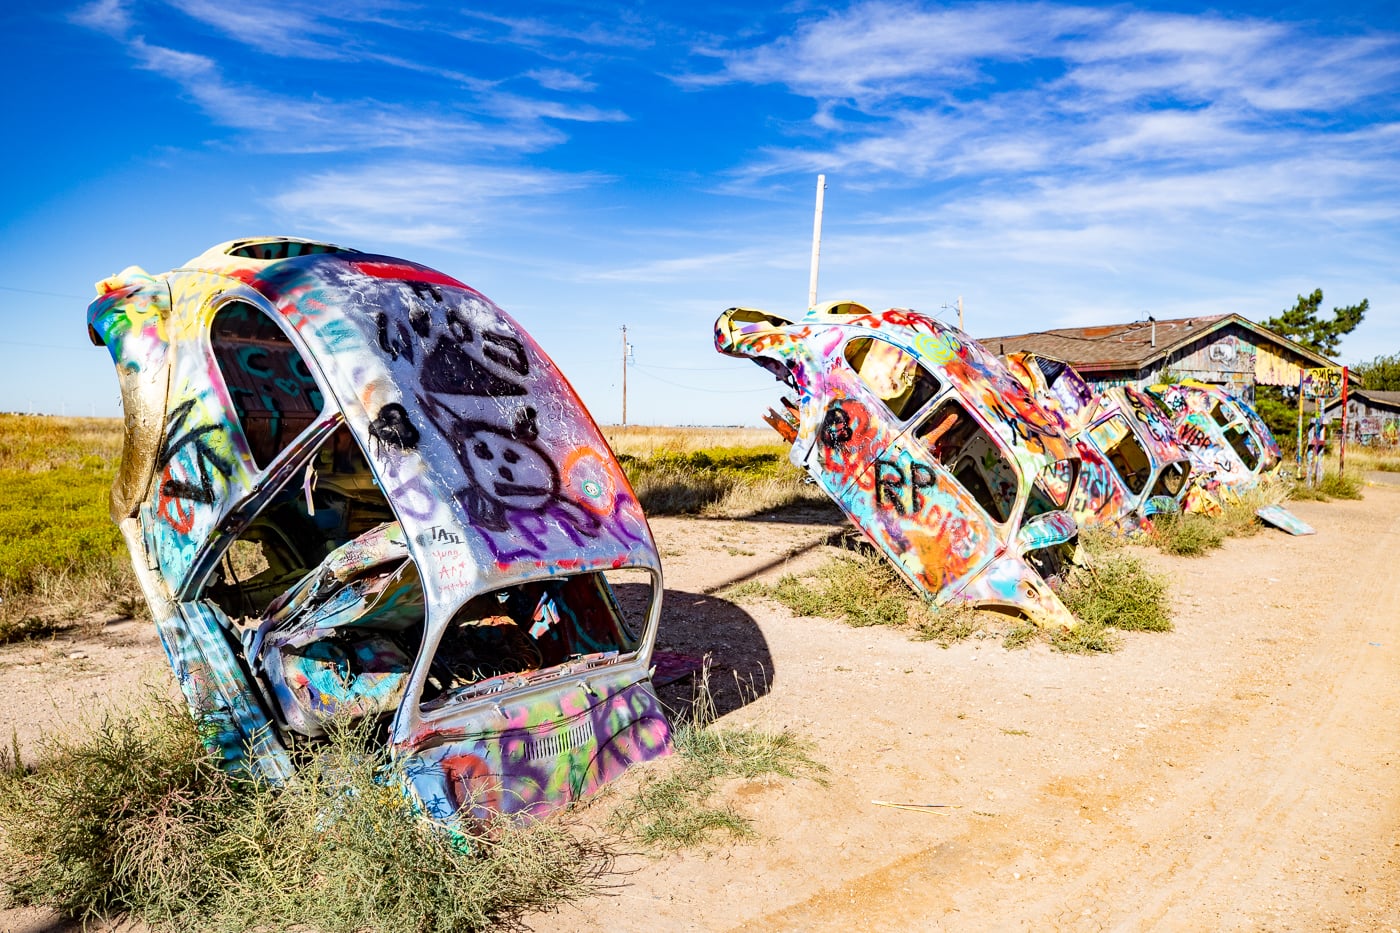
[652,588,776,721]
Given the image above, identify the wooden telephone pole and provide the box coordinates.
[620,324,628,426]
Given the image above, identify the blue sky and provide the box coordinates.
[3,0,1398,424]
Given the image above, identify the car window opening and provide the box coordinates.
[1089,413,1152,495]
[844,336,941,421]
[1209,399,1233,429]
[1025,459,1078,520]
[916,398,1018,524]
[1151,461,1190,498]
[211,301,325,468]
[421,568,652,712]
[1226,426,1260,471]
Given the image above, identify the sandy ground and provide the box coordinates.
[2,488,1398,932]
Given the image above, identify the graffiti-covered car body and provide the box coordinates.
[87,237,670,822]
[715,302,1082,630]
[1004,353,1192,534]
[1149,380,1283,511]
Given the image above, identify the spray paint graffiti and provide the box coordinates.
[1149,380,1283,512]
[715,302,1081,630]
[87,237,671,823]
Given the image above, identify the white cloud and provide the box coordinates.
[455,10,655,52]
[160,0,349,59]
[688,2,1108,102]
[527,68,598,92]
[271,162,598,245]
[702,1,1400,190]
[124,37,556,152]
[70,0,132,36]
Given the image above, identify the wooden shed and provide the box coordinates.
[1323,388,1400,446]
[979,313,1340,404]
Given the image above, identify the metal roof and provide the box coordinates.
[978,313,1339,374]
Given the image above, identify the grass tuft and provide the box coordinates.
[732,550,924,630]
[617,448,826,517]
[1150,512,1225,557]
[1056,552,1173,636]
[0,699,605,931]
[610,669,825,848]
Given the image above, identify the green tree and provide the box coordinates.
[1352,352,1400,390]
[1255,289,1367,448]
[1263,288,1367,356]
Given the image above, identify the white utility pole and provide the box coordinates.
[958,295,964,332]
[808,174,827,309]
[620,324,629,427]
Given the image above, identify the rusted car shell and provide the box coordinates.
[1149,381,1283,511]
[87,237,670,821]
[1004,353,1192,534]
[715,303,1082,630]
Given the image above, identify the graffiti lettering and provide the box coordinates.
[158,398,233,504]
[874,458,939,516]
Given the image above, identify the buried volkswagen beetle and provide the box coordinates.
[1149,380,1283,511]
[1004,352,1192,535]
[87,237,670,821]
[716,302,1083,630]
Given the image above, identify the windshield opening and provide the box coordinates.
[1226,425,1261,471]
[1025,459,1078,520]
[203,424,423,737]
[844,336,942,421]
[1151,461,1190,498]
[211,301,325,468]
[1088,413,1152,495]
[421,568,652,712]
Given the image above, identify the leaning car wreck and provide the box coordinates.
[1149,380,1283,512]
[1004,352,1192,535]
[716,302,1082,630]
[87,237,670,821]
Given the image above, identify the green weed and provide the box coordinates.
[0,415,138,643]
[1056,552,1173,637]
[1151,512,1225,557]
[0,700,603,932]
[737,551,920,629]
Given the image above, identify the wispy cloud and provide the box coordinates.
[686,2,1109,100]
[124,38,556,153]
[527,68,598,92]
[454,10,655,53]
[584,245,805,283]
[270,161,599,245]
[161,0,350,60]
[69,0,131,36]
[696,0,1400,242]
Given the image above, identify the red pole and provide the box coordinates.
[1339,367,1349,473]
[1296,371,1305,466]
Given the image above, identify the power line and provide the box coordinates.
[629,366,781,394]
[0,336,100,350]
[0,285,90,300]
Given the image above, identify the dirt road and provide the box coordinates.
[539,487,1400,932]
[3,488,1397,932]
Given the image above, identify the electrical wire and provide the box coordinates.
[629,366,782,394]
